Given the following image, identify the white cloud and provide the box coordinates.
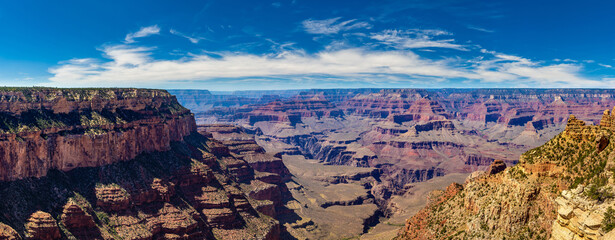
[48,42,605,88]
[170,29,206,44]
[371,29,467,51]
[470,51,601,87]
[599,63,613,68]
[125,25,160,43]
[102,45,153,66]
[47,26,609,89]
[302,17,371,34]
[49,46,470,87]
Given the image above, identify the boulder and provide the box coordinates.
[558,205,574,219]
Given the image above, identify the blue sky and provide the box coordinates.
[0,0,613,90]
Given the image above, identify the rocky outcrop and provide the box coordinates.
[340,89,425,118]
[597,134,610,152]
[465,154,495,166]
[0,224,20,240]
[95,184,131,211]
[374,124,408,135]
[487,159,506,175]
[198,124,291,180]
[396,110,615,239]
[390,98,450,124]
[550,185,615,240]
[197,124,293,219]
[59,200,99,239]
[599,108,615,129]
[25,211,61,240]
[414,120,455,132]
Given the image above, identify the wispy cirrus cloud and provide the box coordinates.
[371,29,468,51]
[124,25,160,43]
[170,29,207,44]
[302,17,371,34]
[467,25,494,33]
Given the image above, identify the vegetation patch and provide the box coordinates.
[603,207,615,233]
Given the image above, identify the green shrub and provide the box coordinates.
[602,207,615,232]
[585,185,614,202]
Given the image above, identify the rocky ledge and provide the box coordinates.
[550,185,615,240]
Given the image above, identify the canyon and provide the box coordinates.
[171,88,615,239]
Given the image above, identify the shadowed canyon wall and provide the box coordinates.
[0,88,291,240]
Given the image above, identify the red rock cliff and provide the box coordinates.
[0,88,196,181]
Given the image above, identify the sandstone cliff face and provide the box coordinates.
[197,124,293,216]
[0,88,284,240]
[0,116,195,181]
[247,95,342,126]
[0,132,283,240]
[0,88,196,181]
[396,111,615,240]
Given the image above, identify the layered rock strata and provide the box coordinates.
[396,111,615,239]
[0,88,196,181]
[0,88,283,240]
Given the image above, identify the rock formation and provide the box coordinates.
[487,159,506,175]
[198,124,293,217]
[25,211,61,240]
[59,200,98,239]
[0,88,196,181]
[549,185,615,240]
[0,88,284,240]
[396,111,615,239]
[0,223,19,240]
